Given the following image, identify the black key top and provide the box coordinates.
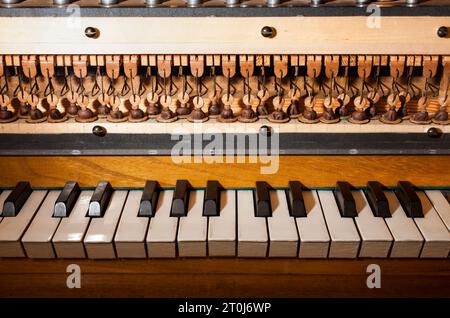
[203,180,222,217]
[170,180,191,217]
[53,181,81,218]
[138,180,160,217]
[366,181,390,218]
[288,181,307,217]
[396,181,423,218]
[88,181,113,217]
[2,181,32,217]
[335,181,357,218]
[255,181,272,217]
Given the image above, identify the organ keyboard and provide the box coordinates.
[1,180,449,259]
[0,0,449,298]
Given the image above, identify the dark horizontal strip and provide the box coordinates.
[0,5,449,17]
[0,132,449,155]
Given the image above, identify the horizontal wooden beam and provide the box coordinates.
[0,155,449,188]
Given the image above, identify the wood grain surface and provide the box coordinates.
[0,155,449,188]
[0,259,448,298]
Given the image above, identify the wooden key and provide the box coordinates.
[396,181,423,218]
[170,179,191,217]
[88,181,113,218]
[335,181,357,218]
[366,181,390,218]
[255,181,272,217]
[203,180,222,217]
[2,181,32,217]
[54,181,81,218]
[139,180,161,217]
[288,181,306,217]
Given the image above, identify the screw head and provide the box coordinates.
[259,125,272,138]
[427,127,442,138]
[437,26,448,38]
[84,27,100,39]
[92,125,107,137]
[261,26,275,38]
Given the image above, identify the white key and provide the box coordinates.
[0,190,12,224]
[114,190,149,258]
[208,190,236,257]
[267,190,298,257]
[22,191,61,258]
[146,190,178,258]
[237,190,268,257]
[84,190,127,259]
[415,191,450,258]
[0,191,47,257]
[318,190,360,258]
[383,191,423,258]
[425,190,450,231]
[353,190,393,258]
[52,191,92,258]
[177,190,207,257]
[296,191,330,258]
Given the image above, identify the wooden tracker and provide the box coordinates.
[0,259,449,298]
[1,156,449,188]
[0,17,449,54]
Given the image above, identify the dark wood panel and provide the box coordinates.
[0,259,448,298]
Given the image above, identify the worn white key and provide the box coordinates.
[114,190,149,258]
[267,190,298,257]
[237,190,268,257]
[52,191,92,258]
[0,190,12,224]
[353,190,393,258]
[84,191,127,259]
[22,191,61,258]
[318,190,360,258]
[177,190,207,257]
[414,191,450,258]
[383,191,423,258]
[0,191,47,257]
[146,190,178,258]
[425,190,450,231]
[296,191,330,258]
[208,190,236,257]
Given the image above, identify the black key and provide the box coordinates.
[396,181,423,218]
[366,181,390,218]
[170,180,191,217]
[88,181,113,217]
[255,181,272,217]
[203,180,222,217]
[53,181,81,218]
[335,181,357,218]
[138,180,160,217]
[288,181,307,217]
[2,181,32,217]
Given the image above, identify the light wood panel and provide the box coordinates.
[0,17,449,54]
[0,155,449,188]
[0,259,448,298]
